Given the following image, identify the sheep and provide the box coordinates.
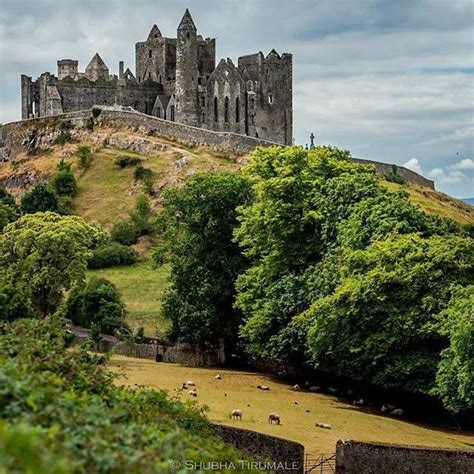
[181,383,188,390]
[328,387,338,394]
[174,156,189,168]
[293,384,301,391]
[268,413,281,425]
[188,390,197,397]
[315,422,332,430]
[257,385,270,391]
[309,386,321,393]
[391,408,404,417]
[214,374,222,380]
[186,380,195,386]
[230,409,242,420]
[294,401,299,405]
[353,398,365,406]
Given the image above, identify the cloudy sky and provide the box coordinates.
[1,0,473,197]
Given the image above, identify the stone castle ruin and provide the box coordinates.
[21,9,293,145]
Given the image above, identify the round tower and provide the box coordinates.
[175,9,199,126]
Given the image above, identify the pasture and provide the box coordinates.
[109,356,474,456]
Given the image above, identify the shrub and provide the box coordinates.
[130,194,153,234]
[20,184,65,215]
[53,130,72,145]
[75,145,93,170]
[65,277,126,335]
[110,219,141,246]
[88,242,137,269]
[0,283,33,322]
[0,188,19,231]
[134,165,153,182]
[386,164,406,184]
[92,107,102,118]
[114,155,142,168]
[50,161,77,197]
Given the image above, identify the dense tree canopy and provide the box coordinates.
[20,183,65,215]
[157,172,252,350]
[0,212,106,316]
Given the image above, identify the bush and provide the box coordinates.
[110,220,141,246]
[53,130,72,145]
[20,184,65,215]
[92,107,102,118]
[0,188,19,231]
[130,194,153,234]
[75,145,93,170]
[0,283,33,322]
[114,155,142,168]
[65,277,126,335]
[88,242,137,269]
[134,165,153,182]
[386,164,406,184]
[50,161,77,197]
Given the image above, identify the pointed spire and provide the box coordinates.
[148,24,162,40]
[266,49,280,59]
[178,8,196,31]
[87,53,108,70]
[85,53,109,81]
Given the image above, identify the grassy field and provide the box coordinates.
[88,260,170,336]
[109,356,474,456]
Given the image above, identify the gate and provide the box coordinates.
[304,453,336,473]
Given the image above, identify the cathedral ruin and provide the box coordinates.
[20,9,293,145]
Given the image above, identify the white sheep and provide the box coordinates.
[309,386,321,392]
[293,384,301,391]
[353,398,365,406]
[188,389,197,397]
[257,385,270,391]
[315,422,332,430]
[230,409,242,420]
[215,374,222,380]
[268,413,281,425]
[186,380,195,386]
[391,408,404,417]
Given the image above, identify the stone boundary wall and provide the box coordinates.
[335,440,474,473]
[212,424,304,473]
[1,108,434,188]
[72,329,224,367]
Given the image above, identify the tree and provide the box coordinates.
[157,172,252,351]
[0,188,20,231]
[0,282,33,322]
[50,160,77,197]
[20,184,65,215]
[65,277,126,335]
[0,212,106,316]
[432,285,474,414]
[304,234,473,397]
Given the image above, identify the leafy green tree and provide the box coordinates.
[130,194,153,234]
[158,172,252,350]
[0,188,20,231]
[432,285,474,414]
[0,212,106,316]
[75,145,93,170]
[110,219,141,246]
[20,183,65,215]
[65,277,126,335]
[305,233,473,396]
[0,282,33,322]
[50,160,77,197]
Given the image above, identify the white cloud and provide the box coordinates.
[450,158,474,170]
[403,158,423,175]
[427,168,467,184]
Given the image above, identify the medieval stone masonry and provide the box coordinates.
[21,9,293,145]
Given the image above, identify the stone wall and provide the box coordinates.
[1,109,434,189]
[212,424,304,473]
[335,440,474,474]
[156,342,225,367]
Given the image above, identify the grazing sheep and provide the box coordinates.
[353,398,365,406]
[230,409,242,420]
[257,385,270,391]
[315,422,332,430]
[186,380,195,386]
[293,384,301,391]
[309,386,321,393]
[386,404,396,411]
[391,408,404,417]
[214,374,222,380]
[181,383,188,390]
[294,401,298,405]
[174,156,189,168]
[188,390,197,397]
[328,387,338,394]
[268,413,281,425]
[305,409,310,413]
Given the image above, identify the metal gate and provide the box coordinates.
[304,453,336,473]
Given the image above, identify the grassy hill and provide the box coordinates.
[1,138,472,335]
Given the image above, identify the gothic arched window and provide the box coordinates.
[214,97,218,122]
[235,97,240,123]
[224,96,229,123]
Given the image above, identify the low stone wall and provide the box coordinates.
[156,342,225,367]
[0,109,434,189]
[353,157,434,189]
[212,424,304,473]
[335,440,474,473]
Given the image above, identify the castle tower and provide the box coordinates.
[57,59,78,80]
[175,9,199,125]
[85,53,109,81]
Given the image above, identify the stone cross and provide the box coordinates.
[309,132,315,149]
